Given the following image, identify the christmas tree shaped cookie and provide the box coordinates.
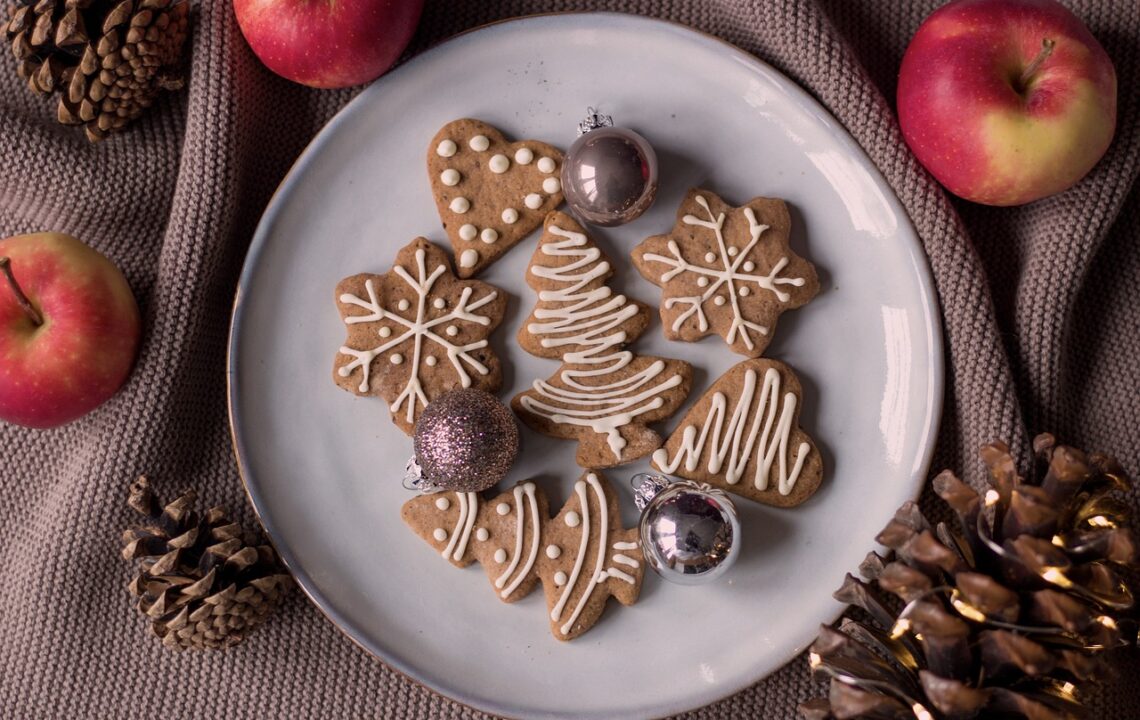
[652,358,823,507]
[512,213,693,468]
[632,189,819,357]
[333,238,507,435]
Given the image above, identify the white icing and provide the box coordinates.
[727,246,738,257]
[641,198,806,351]
[613,554,639,568]
[743,261,756,272]
[378,327,392,338]
[546,544,561,559]
[501,208,519,224]
[441,492,479,561]
[336,250,497,417]
[543,177,561,194]
[697,277,709,288]
[739,287,750,297]
[396,299,410,312]
[469,135,490,151]
[489,154,510,173]
[554,571,567,586]
[537,156,556,173]
[445,325,459,337]
[600,567,636,584]
[652,366,811,495]
[524,193,543,210]
[459,224,477,241]
[390,354,403,365]
[481,228,499,244]
[425,355,437,367]
[449,197,470,214]
[517,225,685,460]
[564,511,580,528]
[713,296,725,307]
[440,168,460,186]
[433,298,446,309]
[436,139,457,157]
[475,527,489,541]
[515,148,534,164]
[496,502,511,515]
[459,249,478,268]
[435,497,450,511]
[433,528,447,542]
[704,252,716,263]
[551,480,590,627]
[497,482,541,598]
[494,548,507,563]
[612,541,639,550]
[557,474,610,636]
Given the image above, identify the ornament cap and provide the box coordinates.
[576,106,614,136]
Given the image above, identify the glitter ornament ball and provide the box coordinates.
[633,474,740,585]
[412,389,519,493]
[561,110,658,226]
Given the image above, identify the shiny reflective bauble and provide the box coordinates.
[639,480,740,584]
[561,127,658,226]
[412,388,519,492]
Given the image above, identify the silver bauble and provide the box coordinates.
[633,474,740,584]
[561,109,658,226]
[411,388,519,492]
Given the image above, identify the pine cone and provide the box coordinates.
[802,434,1138,720]
[5,0,189,142]
[122,476,292,650]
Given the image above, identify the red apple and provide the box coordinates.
[233,0,425,89]
[0,233,141,429]
[897,0,1116,206]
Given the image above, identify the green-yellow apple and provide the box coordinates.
[0,233,141,429]
[233,0,424,89]
[897,0,1116,206]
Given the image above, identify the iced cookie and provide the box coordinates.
[632,189,819,357]
[512,212,692,468]
[333,238,507,435]
[652,358,823,507]
[428,118,564,278]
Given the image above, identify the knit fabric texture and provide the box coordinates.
[0,1,1137,718]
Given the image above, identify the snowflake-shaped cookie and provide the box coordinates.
[333,238,508,434]
[632,189,819,357]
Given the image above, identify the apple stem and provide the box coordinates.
[1018,38,1056,92]
[0,257,43,327]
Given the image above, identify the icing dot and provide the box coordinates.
[337,367,350,377]
[537,156,556,173]
[743,261,756,272]
[524,193,543,209]
[396,299,410,312]
[713,296,726,307]
[554,571,568,586]
[493,548,507,563]
[449,197,470,214]
[459,249,478,268]
[435,497,450,511]
[446,326,459,337]
[436,140,457,157]
[469,135,490,151]
[425,356,437,367]
[481,228,499,244]
[501,208,519,224]
[489,154,510,173]
[440,168,460,186]
[739,287,750,297]
[704,252,716,263]
[459,224,478,241]
[727,246,738,257]
[390,354,403,365]
[433,298,446,309]
[475,528,489,542]
[565,511,581,528]
[545,544,561,559]
[515,147,533,164]
[433,528,447,542]
[496,502,511,516]
[697,277,709,288]
[542,177,561,194]
[378,326,392,338]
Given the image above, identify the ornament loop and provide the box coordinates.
[402,456,444,494]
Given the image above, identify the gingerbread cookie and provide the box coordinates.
[401,481,550,603]
[333,238,507,435]
[428,119,564,278]
[632,189,819,357]
[652,359,823,507]
[512,212,693,468]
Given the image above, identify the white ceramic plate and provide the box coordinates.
[229,13,942,720]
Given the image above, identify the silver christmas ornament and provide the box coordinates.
[562,107,658,226]
[632,473,741,585]
[407,388,519,493]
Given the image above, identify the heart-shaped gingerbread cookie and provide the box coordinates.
[428,119,565,278]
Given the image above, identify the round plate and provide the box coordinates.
[229,13,942,720]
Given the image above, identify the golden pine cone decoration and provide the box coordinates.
[5,0,189,141]
[122,476,293,650]
[802,434,1138,720]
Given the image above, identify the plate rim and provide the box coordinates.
[226,11,945,719]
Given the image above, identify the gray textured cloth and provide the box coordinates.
[0,0,1136,718]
